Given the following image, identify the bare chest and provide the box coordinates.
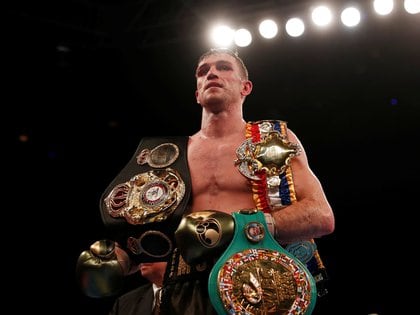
[187,138,252,199]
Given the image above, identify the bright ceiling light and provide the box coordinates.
[404,0,420,14]
[235,28,252,47]
[312,6,333,27]
[210,25,235,47]
[258,19,278,39]
[341,7,361,27]
[285,18,305,37]
[373,0,394,15]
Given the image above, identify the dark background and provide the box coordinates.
[7,1,419,314]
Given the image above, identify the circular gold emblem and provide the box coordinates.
[217,248,313,315]
[105,168,185,224]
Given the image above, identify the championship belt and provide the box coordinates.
[208,210,317,315]
[100,136,191,263]
[236,120,329,297]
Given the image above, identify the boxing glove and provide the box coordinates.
[175,210,235,265]
[76,239,131,298]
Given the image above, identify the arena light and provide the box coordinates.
[341,7,361,27]
[404,0,420,14]
[373,0,394,15]
[210,25,235,48]
[235,28,252,47]
[204,0,416,48]
[258,19,279,39]
[311,6,333,27]
[285,18,305,37]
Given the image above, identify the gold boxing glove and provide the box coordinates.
[175,210,235,265]
[76,239,131,298]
